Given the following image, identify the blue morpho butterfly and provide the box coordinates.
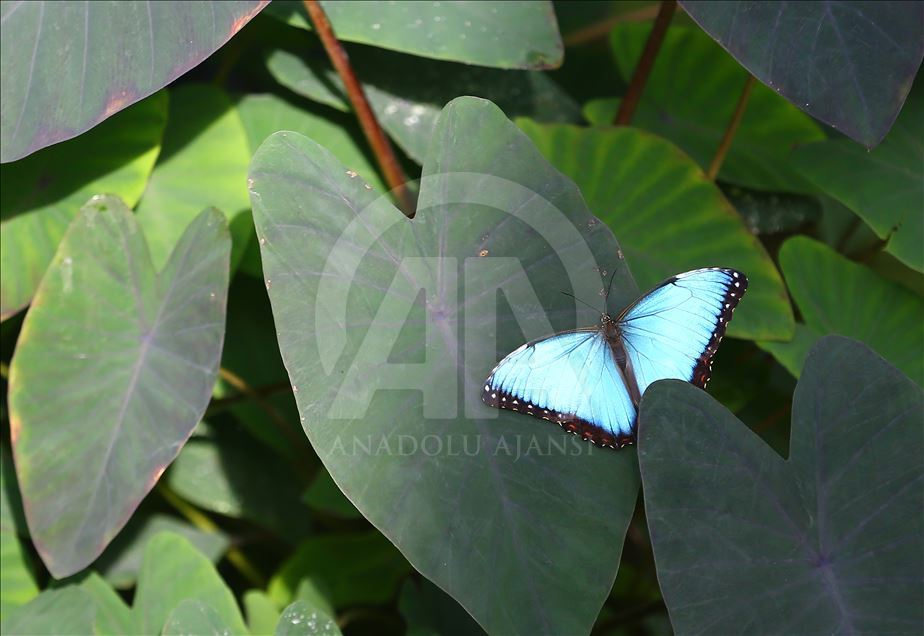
[482,268,747,449]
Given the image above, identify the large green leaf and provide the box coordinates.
[639,336,923,634]
[269,532,411,610]
[758,237,924,387]
[264,1,563,69]
[8,196,231,577]
[135,85,251,270]
[266,45,581,163]
[792,87,924,272]
[166,421,313,543]
[518,120,793,341]
[92,513,229,589]
[70,572,136,635]
[607,24,824,193]
[250,97,641,634]
[679,1,924,147]
[133,532,247,634]
[0,1,266,162]
[0,93,166,320]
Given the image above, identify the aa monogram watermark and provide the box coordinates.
[271,171,627,459]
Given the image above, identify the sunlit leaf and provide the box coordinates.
[9,196,230,577]
[0,93,166,320]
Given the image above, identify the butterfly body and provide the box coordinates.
[482,268,747,449]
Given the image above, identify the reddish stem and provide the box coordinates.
[614,0,677,126]
[303,0,414,216]
[707,75,756,180]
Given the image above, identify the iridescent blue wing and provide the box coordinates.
[483,330,636,448]
[618,268,747,395]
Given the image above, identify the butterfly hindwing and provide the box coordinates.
[618,268,747,394]
[483,330,636,448]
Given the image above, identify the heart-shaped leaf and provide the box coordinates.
[758,237,924,386]
[266,45,581,163]
[8,195,230,577]
[133,532,247,634]
[0,1,267,162]
[517,120,794,341]
[639,336,923,634]
[250,96,641,634]
[136,85,251,270]
[792,87,924,272]
[245,591,281,635]
[0,586,97,635]
[606,23,824,193]
[264,0,563,69]
[0,93,167,320]
[679,0,924,147]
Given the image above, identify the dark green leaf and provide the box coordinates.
[679,0,924,147]
[266,45,581,163]
[0,1,266,162]
[275,600,341,636]
[792,87,924,272]
[250,97,640,635]
[0,93,166,320]
[133,532,247,634]
[399,578,484,636]
[135,85,251,270]
[9,196,230,577]
[0,531,37,620]
[269,532,410,610]
[517,120,794,341]
[608,23,824,192]
[758,237,924,386]
[264,1,563,69]
[639,336,923,634]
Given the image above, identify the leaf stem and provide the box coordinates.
[614,0,676,126]
[563,4,661,47]
[303,0,415,216]
[0,362,8,380]
[707,75,756,180]
[157,483,266,588]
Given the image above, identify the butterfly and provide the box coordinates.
[482,268,747,449]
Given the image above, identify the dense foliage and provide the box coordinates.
[1,2,922,635]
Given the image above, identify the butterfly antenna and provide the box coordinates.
[561,291,604,318]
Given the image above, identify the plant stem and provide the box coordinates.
[707,75,756,180]
[0,362,8,380]
[303,0,414,216]
[614,0,676,126]
[158,483,266,588]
